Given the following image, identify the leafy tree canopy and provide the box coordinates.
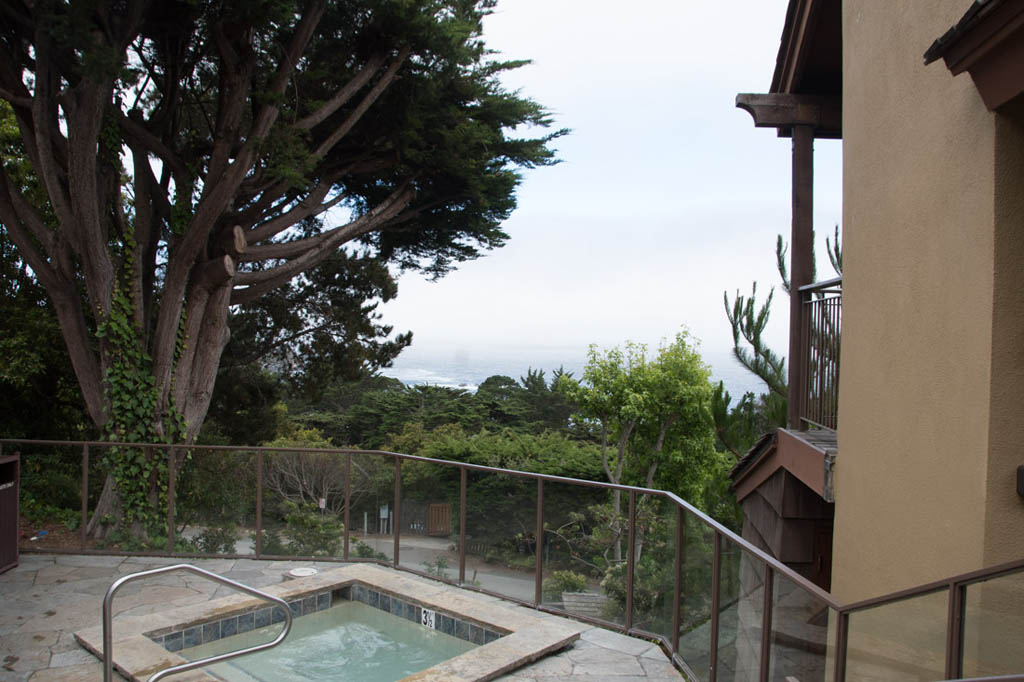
[558,333,718,491]
[0,0,564,442]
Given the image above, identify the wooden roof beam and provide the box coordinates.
[736,93,842,139]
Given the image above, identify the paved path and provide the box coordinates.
[0,554,682,681]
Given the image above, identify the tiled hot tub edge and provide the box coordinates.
[76,564,582,682]
[147,581,505,653]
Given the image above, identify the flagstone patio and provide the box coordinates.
[0,554,682,681]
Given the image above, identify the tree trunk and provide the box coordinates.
[85,474,121,539]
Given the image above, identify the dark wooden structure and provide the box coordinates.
[924,0,1024,111]
[0,453,19,574]
[731,431,836,590]
[427,502,451,536]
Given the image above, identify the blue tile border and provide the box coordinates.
[347,583,504,646]
[148,581,506,653]
[148,588,333,652]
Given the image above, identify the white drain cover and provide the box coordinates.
[288,567,319,578]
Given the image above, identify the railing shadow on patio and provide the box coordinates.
[3,438,1023,682]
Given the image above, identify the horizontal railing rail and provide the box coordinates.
[4,437,1021,681]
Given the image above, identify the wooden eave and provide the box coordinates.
[770,0,842,97]
[740,0,842,138]
[736,93,841,139]
[731,428,833,503]
[924,0,1024,110]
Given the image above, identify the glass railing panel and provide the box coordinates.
[768,573,833,682]
[176,447,257,556]
[347,452,396,562]
[844,589,947,682]
[257,447,348,559]
[716,538,766,682]
[397,458,460,581]
[961,568,1024,677]
[677,515,716,682]
[464,469,536,603]
[16,441,86,552]
[539,480,615,619]
[628,493,676,642]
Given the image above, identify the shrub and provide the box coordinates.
[543,570,588,601]
[352,539,388,561]
[279,501,344,556]
[195,523,238,554]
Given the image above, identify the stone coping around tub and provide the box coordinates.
[75,563,584,682]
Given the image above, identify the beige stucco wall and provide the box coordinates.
[834,0,1002,602]
[985,98,1024,570]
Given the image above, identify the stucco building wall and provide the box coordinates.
[834,0,1007,603]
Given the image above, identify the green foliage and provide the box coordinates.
[293,368,574,450]
[280,502,345,557]
[21,495,80,530]
[200,369,288,446]
[0,106,89,439]
[542,570,588,601]
[723,282,787,400]
[175,449,256,529]
[389,423,603,480]
[255,501,345,557]
[95,245,186,537]
[353,539,389,561]
[422,555,452,579]
[557,333,718,492]
[220,248,414,408]
[194,524,239,555]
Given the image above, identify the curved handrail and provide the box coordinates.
[102,563,293,682]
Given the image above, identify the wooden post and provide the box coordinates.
[789,124,815,429]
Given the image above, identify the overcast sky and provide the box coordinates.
[380,0,843,394]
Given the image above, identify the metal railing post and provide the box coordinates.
[710,530,722,682]
[344,453,351,560]
[81,444,89,550]
[672,504,684,654]
[167,446,175,553]
[759,563,775,682]
[393,456,401,567]
[535,478,544,606]
[255,450,263,557]
[459,467,467,585]
[833,610,849,682]
[625,490,636,631]
[945,580,964,679]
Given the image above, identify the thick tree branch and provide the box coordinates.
[231,182,414,305]
[313,47,409,158]
[250,0,327,138]
[294,52,388,130]
[245,183,334,243]
[118,110,190,178]
[160,1,330,377]
[29,32,76,235]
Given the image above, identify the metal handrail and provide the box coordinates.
[103,563,293,682]
[798,275,843,293]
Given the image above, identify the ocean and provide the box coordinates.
[381,344,770,401]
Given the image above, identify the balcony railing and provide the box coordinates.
[799,277,842,430]
[3,438,1022,681]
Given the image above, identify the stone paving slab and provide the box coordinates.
[0,554,683,681]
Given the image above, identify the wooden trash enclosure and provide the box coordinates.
[427,503,451,536]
